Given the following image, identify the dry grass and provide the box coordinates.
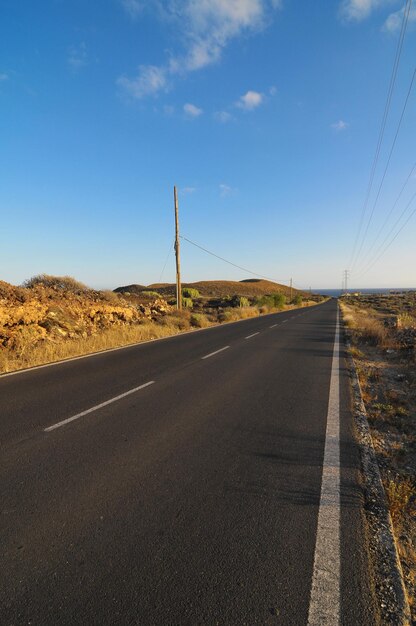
[341,295,416,616]
[384,477,415,524]
[0,320,185,373]
[218,306,260,323]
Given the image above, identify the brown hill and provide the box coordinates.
[143,279,305,299]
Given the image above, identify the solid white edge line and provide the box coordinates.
[201,346,230,360]
[44,381,155,432]
[307,307,340,625]
[245,332,260,339]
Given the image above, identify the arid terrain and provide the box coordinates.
[341,292,416,616]
[0,275,322,374]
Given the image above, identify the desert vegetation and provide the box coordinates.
[341,292,416,614]
[0,275,323,374]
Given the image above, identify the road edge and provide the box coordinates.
[341,313,411,626]
[0,301,326,379]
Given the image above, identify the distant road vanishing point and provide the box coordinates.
[0,300,378,624]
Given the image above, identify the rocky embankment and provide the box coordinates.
[0,279,172,359]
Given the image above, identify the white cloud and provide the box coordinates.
[237,90,264,110]
[117,65,167,98]
[219,183,235,197]
[0,73,8,81]
[68,43,88,70]
[181,186,197,194]
[331,120,348,131]
[184,102,203,117]
[214,110,232,123]
[383,5,416,32]
[121,0,143,19]
[339,0,396,21]
[118,0,281,98]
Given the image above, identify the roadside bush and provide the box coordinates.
[190,313,210,328]
[182,287,200,299]
[218,307,259,323]
[292,294,302,306]
[273,293,287,308]
[101,290,120,303]
[141,290,162,298]
[23,274,90,293]
[229,295,250,308]
[255,293,286,310]
[182,296,193,309]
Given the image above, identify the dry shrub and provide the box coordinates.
[398,313,416,329]
[359,317,389,346]
[23,274,90,293]
[384,477,415,523]
[190,313,210,328]
[100,290,121,303]
[218,307,259,323]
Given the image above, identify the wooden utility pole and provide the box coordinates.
[290,278,293,303]
[174,186,182,310]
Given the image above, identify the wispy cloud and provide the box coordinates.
[331,120,348,131]
[117,65,167,98]
[68,43,88,71]
[339,0,397,22]
[120,0,143,19]
[181,186,197,195]
[214,110,233,123]
[184,103,203,117]
[118,0,282,99]
[236,90,264,110]
[383,5,416,32]
[0,73,8,81]
[219,183,236,197]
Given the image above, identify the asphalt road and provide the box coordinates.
[0,300,379,625]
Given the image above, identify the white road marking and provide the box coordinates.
[44,381,155,432]
[308,308,340,625]
[201,346,230,360]
[245,332,259,339]
[270,324,278,328]
[282,320,288,323]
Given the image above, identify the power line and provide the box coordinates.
[158,241,174,284]
[355,160,416,270]
[352,65,416,271]
[348,0,413,269]
[354,189,416,279]
[180,235,290,286]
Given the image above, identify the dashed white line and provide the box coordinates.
[270,324,278,328]
[245,332,260,339]
[201,346,230,360]
[44,381,156,432]
[282,320,288,323]
[307,308,340,625]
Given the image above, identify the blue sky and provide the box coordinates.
[1,0,415,289]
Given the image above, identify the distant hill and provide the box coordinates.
[115,279,306,299]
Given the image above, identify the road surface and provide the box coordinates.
[0,300,378,625]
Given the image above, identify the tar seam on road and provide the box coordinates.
[308,307,340,626]
[201,346,230,360]
[44,381,155,432]
[245,332,260,339]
